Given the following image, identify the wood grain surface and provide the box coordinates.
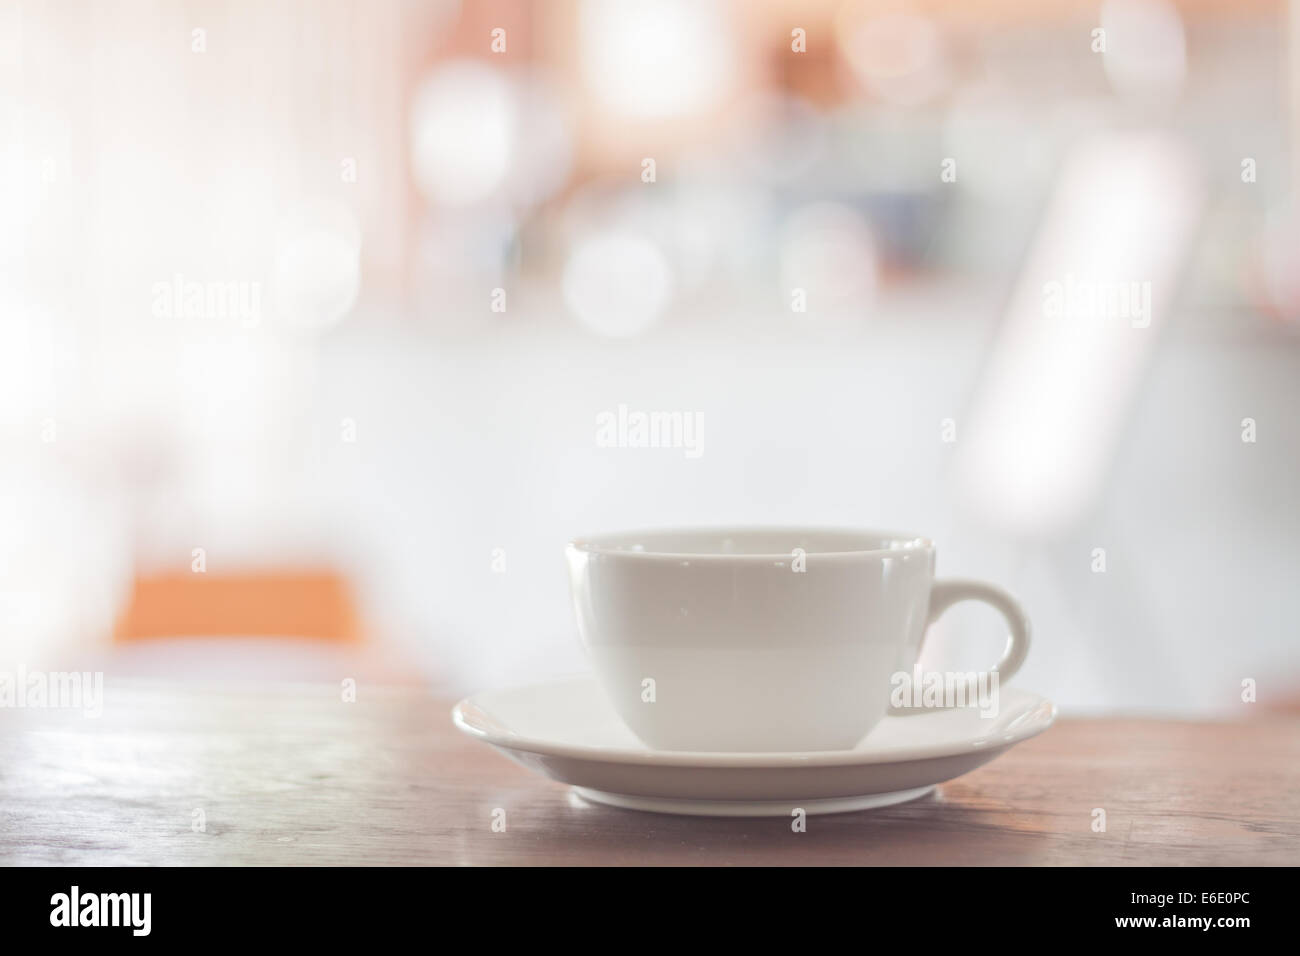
[1,681,1296,866]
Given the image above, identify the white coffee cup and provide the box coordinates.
[566,527,1030,752]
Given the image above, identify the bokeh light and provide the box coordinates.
[1101,0,1187,102]
[410,60,516,206]
[835,8,950,106]
[271,202,362,330]
[579,0,735,119]
[562,231,673,337]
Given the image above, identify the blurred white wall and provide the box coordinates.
[311,279,1300,716]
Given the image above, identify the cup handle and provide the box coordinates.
[923,578,1031,682]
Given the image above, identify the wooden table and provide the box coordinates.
[2,681,1296,865]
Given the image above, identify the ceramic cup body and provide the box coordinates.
[567,528,951,752]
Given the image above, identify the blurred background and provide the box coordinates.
[1,0,1296,715]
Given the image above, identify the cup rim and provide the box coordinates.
[566,525,935,560]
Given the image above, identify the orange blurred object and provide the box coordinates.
[114,571,363,643]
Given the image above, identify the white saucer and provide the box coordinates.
[452,676,1056,817]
